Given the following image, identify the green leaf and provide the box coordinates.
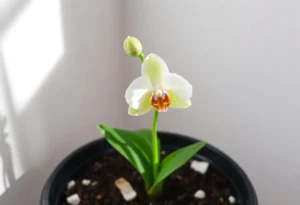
[133,129,153,161]
[152,141,206,187]
[97,124,153,189]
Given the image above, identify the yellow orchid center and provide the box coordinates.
[151,90,171,112]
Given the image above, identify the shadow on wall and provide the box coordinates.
[0,0,124,204]
[0,115,38,205]
[0,115,15,190]
[0,168,42,204]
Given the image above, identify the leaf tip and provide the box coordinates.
[196,141,206,149]
[97,124,106,135]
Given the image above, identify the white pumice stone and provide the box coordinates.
[66,194,80,205]
[91,181,98,186]
[82,179,91,186]
[194,190,205,199]
[190,160,209,174]
[67,180,76,190]
[115,178,137,201]
[229,196,236,204]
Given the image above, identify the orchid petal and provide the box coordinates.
[128,92,152,116]
[125,76,152,108]
[142,54,169,88]
[163,73,192,102]
[168,91,192,108]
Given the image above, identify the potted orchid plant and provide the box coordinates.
[97,36,205,198]
[41,37,258,205]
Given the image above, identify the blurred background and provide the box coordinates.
[0,0,299,204]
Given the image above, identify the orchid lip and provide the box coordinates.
[151,90,171,112]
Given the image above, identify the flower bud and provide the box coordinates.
[124,36,142,57]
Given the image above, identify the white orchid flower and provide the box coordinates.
[125,54,192,116]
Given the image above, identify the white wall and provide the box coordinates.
[0,0,126,204]
[0,1,299,205]
[123,1,300,205]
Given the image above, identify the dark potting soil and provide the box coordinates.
[62,154,238,205]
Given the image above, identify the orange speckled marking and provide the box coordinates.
[151,90,171,112]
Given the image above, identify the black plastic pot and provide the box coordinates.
[40,131,258,205]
